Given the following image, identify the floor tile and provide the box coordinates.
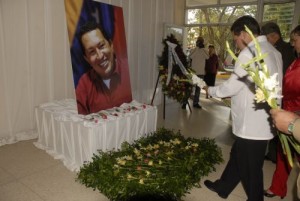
[0,167,15,186]
[20,164,108,201]
[0,181,43,201]
[0,140,60,179]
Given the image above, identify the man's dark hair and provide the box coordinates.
[78,21,110,55]
[196,36,205,48]
[230,15,260,36]
[261,22,282,37]
[291,24,300,36]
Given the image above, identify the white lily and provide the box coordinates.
[264,73,279,91]
[254,88,266,103]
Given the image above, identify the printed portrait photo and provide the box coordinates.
[65,0,132,115]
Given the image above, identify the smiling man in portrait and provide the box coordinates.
[75,21,132,115]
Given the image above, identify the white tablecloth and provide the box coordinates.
[34,99,157,171]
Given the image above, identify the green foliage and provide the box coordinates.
[187,4,257,63]
[77,128,223,201]
[187,2,296,62]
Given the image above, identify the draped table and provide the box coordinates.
[34,99,157,171]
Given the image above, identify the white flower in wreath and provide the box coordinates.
[124,155,133,161]
[148,160,153,166]
[191,143,199,147]
[134,148,141,156]
[127,174,133,180]
[146,170,151,176]
[153,144,160,149]
[139,179,144,184]
[173,75,180,81]
[171,138,181,145]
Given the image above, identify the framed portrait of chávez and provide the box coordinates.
[65,0,132,115]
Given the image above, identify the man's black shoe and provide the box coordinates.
[204,180,228,199]
[193,104,202,109]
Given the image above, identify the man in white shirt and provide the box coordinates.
[204,16,282,201]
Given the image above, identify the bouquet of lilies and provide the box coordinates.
[226,26,300,167]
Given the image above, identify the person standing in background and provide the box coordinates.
[269,109,300,199]
[204,45,219,98]
[182,37,209,109]
[264,24,300,199]
[261,22,295,74]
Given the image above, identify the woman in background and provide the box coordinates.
[264,24,300,199]
[204,45,219,98]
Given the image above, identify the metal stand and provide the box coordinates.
[151,73,192,119]
[151,72,166,119]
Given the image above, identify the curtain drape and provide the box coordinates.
[0,0,174,146]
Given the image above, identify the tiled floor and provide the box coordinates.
[0,94,299,201]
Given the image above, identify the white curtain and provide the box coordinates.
[0,0,174,146]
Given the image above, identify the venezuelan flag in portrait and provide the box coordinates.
[64,0,132,115]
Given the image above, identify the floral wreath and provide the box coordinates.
[158,34,194,103]
[77,128,223,201]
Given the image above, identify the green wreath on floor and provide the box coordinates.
[76,128,223,201]
[158,34,194,103]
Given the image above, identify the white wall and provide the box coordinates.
[0,0,175,146]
